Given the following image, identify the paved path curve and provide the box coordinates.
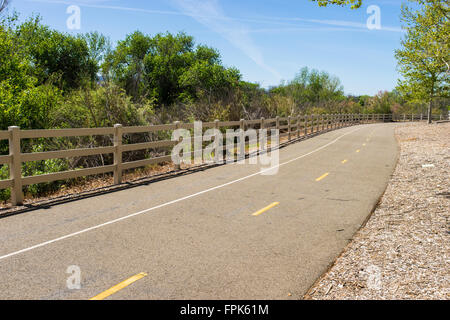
[0,123,398,299]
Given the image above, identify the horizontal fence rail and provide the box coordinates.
[0,113,446,206]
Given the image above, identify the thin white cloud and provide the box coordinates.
[243,26,372,34]
[297,18,404,33]
[170,0,282,82]
[28,0,187,16]
[28,0,404,33]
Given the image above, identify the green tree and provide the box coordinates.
[105,31,242,111]
[143,32,196,106]
[0,14,63,131]
[311,0,362,9]
[395,0,449,123]
[81,31,111,68]
[271,67,345,113]
[12,16,98,91]
[103,31,153,100]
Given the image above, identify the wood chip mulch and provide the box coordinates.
[305,122,449,300]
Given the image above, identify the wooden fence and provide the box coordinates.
[0,113,444,206]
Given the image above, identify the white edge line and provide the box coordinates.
[0,125,366,261]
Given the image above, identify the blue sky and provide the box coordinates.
[10,0,408,95]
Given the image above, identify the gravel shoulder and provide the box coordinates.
[305,122,449,300]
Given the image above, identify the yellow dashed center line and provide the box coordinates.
[316,173,329,182]
[356,149,360,153]
[363,143,366,146]
[252,202,280,216]
[90,272,148,300]
[342,159,348,164]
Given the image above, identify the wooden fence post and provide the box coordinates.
[174,121,181,170]
[214,119,220,132]
[240,119,245,132]
[288,116,292,141]
[261,117,266,153]
[214,120,220,162]
[239,119,245,161]
[9,126,23,206]
[276,116,280,135]
[113,124,123,184]
[297,115,301,138]
[304,115,308,136]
